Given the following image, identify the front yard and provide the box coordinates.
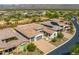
[11,42,43,55]
[50,32,73,46]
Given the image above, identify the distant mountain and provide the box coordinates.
[0,4,79,9]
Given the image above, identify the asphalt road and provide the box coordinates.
[48,17,79,55]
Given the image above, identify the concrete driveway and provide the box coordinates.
[33,39,56,53]
[62,32,72,39]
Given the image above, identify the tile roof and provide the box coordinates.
[51,26,62,31]
[52,18,69,26]
[42,27,55,34]
[18,28,41,38]
[0,28,28,50]
[0,28,15,40]
[42,21,53,27]
[15,23,43,38]
[16,23,44,30]
[41,21,62,31]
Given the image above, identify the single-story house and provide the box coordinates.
[41,21,62,31]
[52,19,70,31]
[42,27,57,39]
[0,28,28,54]
[15,23,44,41]
[15,23,59,41]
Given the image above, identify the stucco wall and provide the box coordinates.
[49,32,58,39]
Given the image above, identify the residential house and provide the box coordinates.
[42,27,57,40]
[41,21,62,31]
[15,23,44,41]
[0,28,28,54]
[52,19,70,31]
[15,23,58,41]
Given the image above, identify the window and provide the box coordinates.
[36,36,42,40]
[2,37,18,43]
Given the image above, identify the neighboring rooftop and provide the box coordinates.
[42,21,53,27]
[52,19,69,26]
[0,28,28,51]
[42,27,55,34]
[41,21,62,31]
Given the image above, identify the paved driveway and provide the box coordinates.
[62,32,72,39]
[33,39,56,53]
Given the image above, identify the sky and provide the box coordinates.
[0,0,78,4]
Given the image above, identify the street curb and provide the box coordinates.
[44,23,76,55]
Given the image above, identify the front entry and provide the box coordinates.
[34,34,43,41]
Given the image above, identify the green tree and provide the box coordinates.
[59,11,63,15]
[45,11,53,18]
[45,11,59,18]
[69,22,74,33]
[27,43,36,52]
[70,43,79,55]
[57,32,64,39]
[53,12,59,18]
